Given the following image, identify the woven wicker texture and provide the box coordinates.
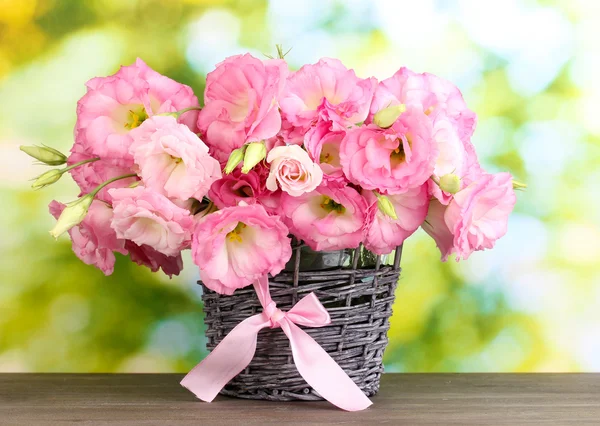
[200,243,402,401]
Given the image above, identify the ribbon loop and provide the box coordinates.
[181,275,372,412]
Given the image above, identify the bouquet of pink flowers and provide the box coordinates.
[22,53,521,295]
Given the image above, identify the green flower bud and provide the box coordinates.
[224,147,245,174]
[512,180,527,190]
[32,169,63,190]
[49,194,94,239]
[376,194,398,220]
[20,145,67,166]
[242,142,267,173]
[373,104,406,129]
[439,173,461,194]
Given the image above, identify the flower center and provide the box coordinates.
[390,136,411,167]
[320,196,346,214]
[124,106,148,130]
[227,222,247,243]
[170,155,183,164]
[319,143,341,167]
[234,185,254,198]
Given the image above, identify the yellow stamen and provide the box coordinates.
[320,196,345,214]
[226,222,247,243]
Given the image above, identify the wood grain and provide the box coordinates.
[1,373,599,425]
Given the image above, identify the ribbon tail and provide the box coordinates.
[280,318,373,411]
[181,314,269,402]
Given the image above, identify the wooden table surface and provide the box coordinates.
[1,373,599,425]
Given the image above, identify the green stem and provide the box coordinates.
[175,106,202,118]
[62,157,101,173]
[90,173,137,198]
[430,175,440,186]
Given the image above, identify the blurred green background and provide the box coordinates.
[1,0,598,373]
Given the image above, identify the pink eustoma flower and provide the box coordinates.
[423,172,516,261]
[197,54,288,162]
[129,115,222,202]
[49,200,127,275]
[191,204,292,295]
[281,183,368,251]
[266,145,323,196]
[279,58,377,141]
[427,111,482,204]
[74,58,198,162]
[370,67,476,143]
[109,186,194,257]
[420,199,455,261]
[304,121,347,185]
[208,164,277,211]
[340,107,437,194]
[67,149,138,202]
[125,240,183,277]
[363,185,429,255]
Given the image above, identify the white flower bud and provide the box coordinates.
[49,194,94,239]
[373,104,406,129]
[439,173,461,194]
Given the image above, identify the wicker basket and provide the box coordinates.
[200,243,402,401]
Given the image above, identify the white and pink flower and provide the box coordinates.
[363,185,429,255]
[279,58,376,142]
[370,67,476,143]
[197,54,288,162]
[74,58,198,162]
[340,107,437,194]
[191,204,292,295]
[49,200,127,275]
[281,183,368,251]
[129,115,221,202]
[422,172,516,261]
[109,186,194,257]
[427,111,482,204]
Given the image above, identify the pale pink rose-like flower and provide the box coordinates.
[125,241,183,277]
[109,186,194,257]
[191,204,292,295]
[279,58,377,141]
[363,185,429,255]
[129,115,221,202]
[49,200,127,275]
[266,145,323,196]
[423,173,516,261]
[197,54,288,162]
[75,58,198,161]
[281,184,368,251]
[340,107,437,194]
[370,67,476,143]
[304,121,347,185]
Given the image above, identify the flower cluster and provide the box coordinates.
[23,53,521,295]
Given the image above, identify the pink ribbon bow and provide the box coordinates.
[181,275,372,411]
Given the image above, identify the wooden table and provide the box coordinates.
[1,373,599,425]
